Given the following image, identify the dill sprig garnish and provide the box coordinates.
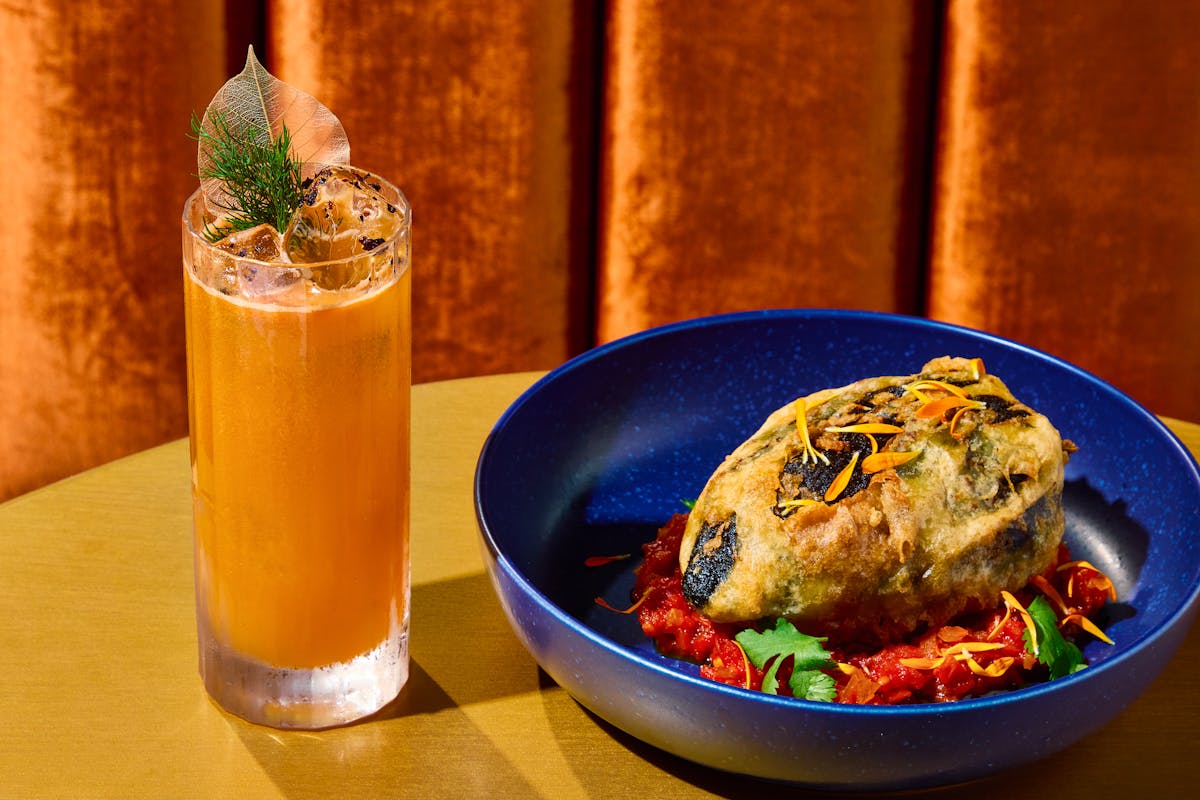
[190,110,303,242]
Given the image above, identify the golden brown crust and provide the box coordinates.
[679,357,1068,641]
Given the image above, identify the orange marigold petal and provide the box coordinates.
[1062,613,1116,645]
[1059,560,1118,601]
[824,451,859,502]
[944,641,1006,656]
[965,656,1015,678]
[904,384,931,403]
[907,379,970,398]
[898,657,945,670]
[862,450,920,474]
[948,404,983,438]
[736,640,753,689]
[916,395,975,419]
[1031,574,1071,616]
[837,663,881,705]
[1002,590,1039,655]
[594,591,649,615]
[986,602,1014,641]
[795,398,829,465]
[937,626,970,644]
[825,423,905,435]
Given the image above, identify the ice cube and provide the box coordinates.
[214,223,289,262]
[284,166,404,265]
[235,261,303,302]
[206,224,303,302]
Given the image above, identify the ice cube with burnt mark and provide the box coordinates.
[191,223,290,296]
[214,223,289,263]
[284,165,404,264]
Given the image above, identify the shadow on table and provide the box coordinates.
[541,665,1199,800]
[229,571,546,799]
[231,669,539,799]
[550,698,1080,799]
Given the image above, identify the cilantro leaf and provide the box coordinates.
[1024,596,1086,679]
[791,669,838,703]
[735,618,837,701]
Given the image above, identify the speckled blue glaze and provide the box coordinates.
[473,309,1200,791]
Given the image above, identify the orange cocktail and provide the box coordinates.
[182,171,411,728]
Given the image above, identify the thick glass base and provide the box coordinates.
[198,617,409,729]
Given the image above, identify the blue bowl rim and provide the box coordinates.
[474,307,1200,719]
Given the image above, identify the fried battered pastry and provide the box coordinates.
[678,357,1073,641]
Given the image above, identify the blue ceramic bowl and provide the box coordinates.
[473,309,1200,791]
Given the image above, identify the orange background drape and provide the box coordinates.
[2,0,1198,502]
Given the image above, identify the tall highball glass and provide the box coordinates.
[181,177,411,729]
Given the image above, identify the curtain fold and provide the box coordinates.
[0,1,229,501]
[596,0,937,341]
[268,0,595,384]
[928,0,1200,420]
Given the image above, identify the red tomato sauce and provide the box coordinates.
[628,513,1114,704]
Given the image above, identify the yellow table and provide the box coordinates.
[2,373,1198,799]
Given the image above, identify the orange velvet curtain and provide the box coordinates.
[928,1,1200,420]
[2,0,1198,502]
[0,1,225,502]
[598,1,935,337]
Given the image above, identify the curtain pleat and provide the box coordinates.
[928,0,1200,420]
[595,0,937,342]
[0,1,231,501]
[268,0,594,383]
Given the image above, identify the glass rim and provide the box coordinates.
[182,175,411,270]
